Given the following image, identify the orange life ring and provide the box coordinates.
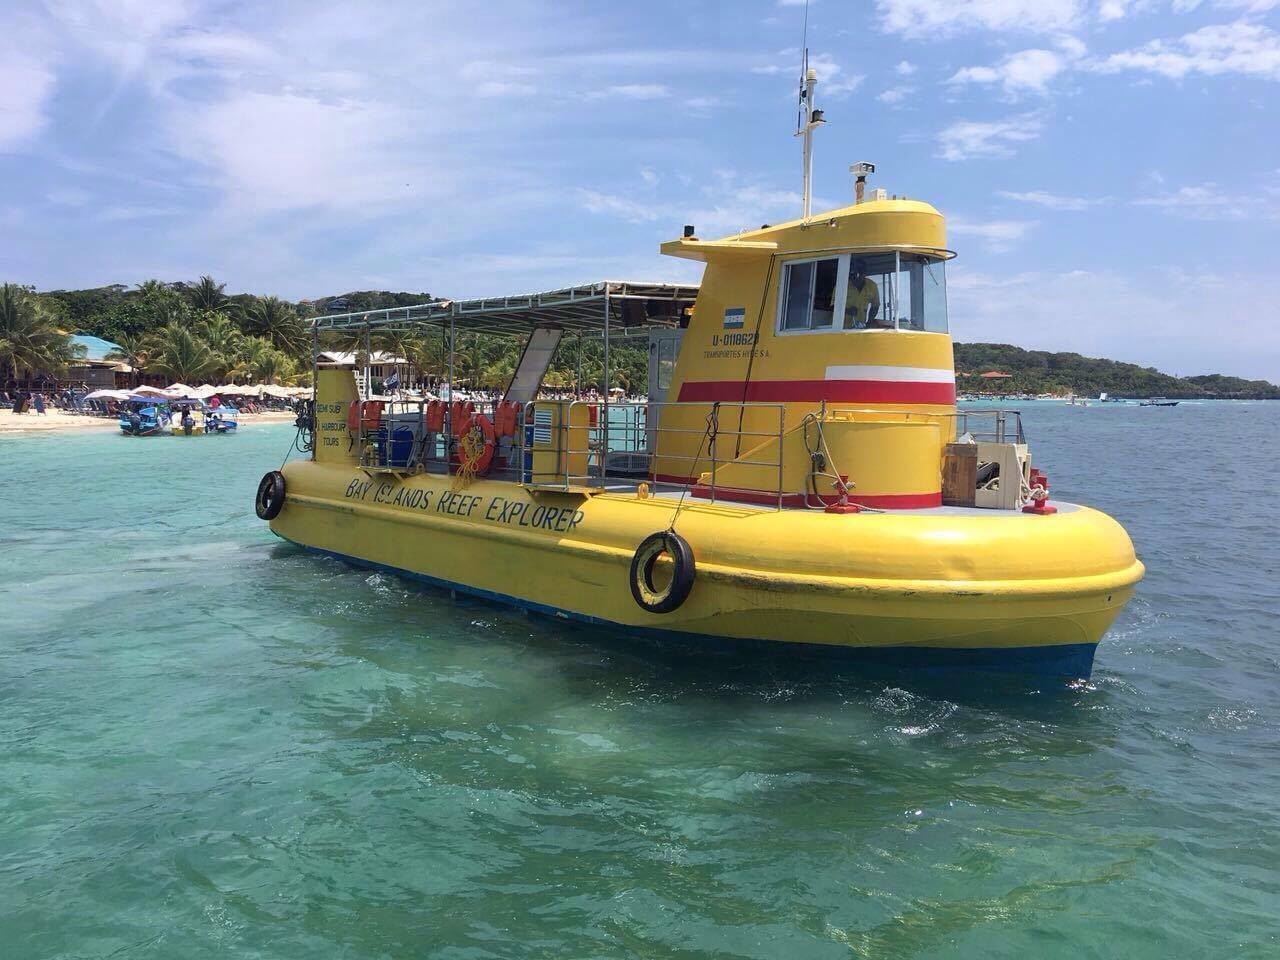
[452,413,495,476]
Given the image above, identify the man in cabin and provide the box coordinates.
[844,259,881,329]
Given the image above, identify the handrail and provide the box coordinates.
[517,399,787,507]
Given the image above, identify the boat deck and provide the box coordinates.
[595,482,1079,517]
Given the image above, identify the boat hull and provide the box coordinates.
[269,462,1144,679]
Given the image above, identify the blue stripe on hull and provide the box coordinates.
[281,540,1098,680]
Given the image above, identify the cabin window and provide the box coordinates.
[777,252,948,334]
[779,257,841,331]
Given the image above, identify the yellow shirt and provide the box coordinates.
[844,277,880,328]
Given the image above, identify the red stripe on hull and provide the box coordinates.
[677,379,955,405]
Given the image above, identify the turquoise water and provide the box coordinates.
[2,405,1278,958]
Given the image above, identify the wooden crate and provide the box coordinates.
[942,443,977,507]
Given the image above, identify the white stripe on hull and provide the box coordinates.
[824,364,955,384]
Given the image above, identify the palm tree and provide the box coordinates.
[253,348,298,385]
[243,296,306,355]
[227,337,297,384]
[0,283,78,384]
[146,325,220,383]
[136,279,169,298]
[198,312,243,380]
[188,275,229,314]
[402,332,447,387]
[458,335,488,385]
[229,336,273,382]
[105,333,152,387]
[480,357,515,390]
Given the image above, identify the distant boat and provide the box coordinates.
[1141,397,1180,407]
[118,397,170,436]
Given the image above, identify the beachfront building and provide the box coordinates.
[66,335,127,388]
[316,350,412,391]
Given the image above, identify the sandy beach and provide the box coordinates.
[0,408,298,435]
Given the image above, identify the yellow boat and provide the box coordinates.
[257,89,1142,679]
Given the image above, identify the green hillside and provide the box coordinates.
[954,343,1279,399]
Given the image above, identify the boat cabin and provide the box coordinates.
[309,198,1032,511]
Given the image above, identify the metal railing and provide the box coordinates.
[952,408,1025,445]
[520,399,788,507]
[350,397,1028,515]
[352,396,790,508]
[826,406,1025,446]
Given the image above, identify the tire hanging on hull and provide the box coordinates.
[256,471,286,520]
[629,531,696,614]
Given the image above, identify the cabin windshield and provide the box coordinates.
[776,251,947,334]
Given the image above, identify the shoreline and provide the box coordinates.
[0,409,297,436]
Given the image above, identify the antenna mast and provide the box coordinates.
[794,4,824,218]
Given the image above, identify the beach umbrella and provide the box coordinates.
[164,383,199,398]
[132,385,169,397]
[84,388,130,401]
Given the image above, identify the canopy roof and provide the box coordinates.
[311,281,699,338]
[69,335,122,362]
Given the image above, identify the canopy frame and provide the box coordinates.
[311,280,701,422]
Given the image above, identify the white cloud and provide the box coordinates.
[686,95,723,111]
[752,52,862,98]
[1097,0,1136,21]
[878,86,914,104]
[937,114,1044,160]
[47,188,91,206]
[997,189,1102,210]
[461,61,538,98]
[581,175,805,236]
[877,0,1085,38]
[1094,20,1280,81]
[948,48,1075,95]
[165,28,272,65]
[896,60,916,76]
[1217,0,1280,10]
[99,204,185,221]
[809,53,864,97]
[585,83,670,100]
[0,31,56,151]
[947,216,1037,251]
[168,91,432,214]
[1131,183,1278,220]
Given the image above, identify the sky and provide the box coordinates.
[1,0,1278,379]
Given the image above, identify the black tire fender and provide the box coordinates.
[255,470,286,521]
[629,531,695,614]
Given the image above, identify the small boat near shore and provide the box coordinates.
[118,397,170,436]
[1141,397,1180,407]
[170,403,239,435]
